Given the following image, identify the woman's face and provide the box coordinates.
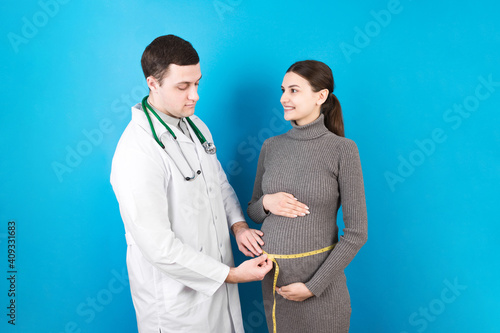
[280,72,325,126]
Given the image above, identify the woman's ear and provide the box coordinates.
[316,88,329,106]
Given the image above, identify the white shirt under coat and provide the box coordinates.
[110,102,245,333]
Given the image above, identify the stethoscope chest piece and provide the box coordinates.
[203,142,217,155]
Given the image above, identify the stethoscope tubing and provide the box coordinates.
[141,96,215,181]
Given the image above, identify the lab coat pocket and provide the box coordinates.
[160,274,209,315]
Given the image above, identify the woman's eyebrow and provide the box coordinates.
[281,84,301,89]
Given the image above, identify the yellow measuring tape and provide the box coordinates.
[263,244,336,333]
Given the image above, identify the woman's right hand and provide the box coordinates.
[262,192,310,218]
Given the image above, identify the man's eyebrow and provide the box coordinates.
[176,75,203,85]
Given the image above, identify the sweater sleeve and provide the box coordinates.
[247,140,272,223]
[305,139,368,296]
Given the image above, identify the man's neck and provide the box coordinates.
[148,95,179,119]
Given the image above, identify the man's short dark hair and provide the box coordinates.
[141,35,200,84]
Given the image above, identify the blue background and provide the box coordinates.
[1,0,499,332]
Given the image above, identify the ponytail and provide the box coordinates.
[322,93,344,137]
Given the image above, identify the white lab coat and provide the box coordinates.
[110,103,245,333]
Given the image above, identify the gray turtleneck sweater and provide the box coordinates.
[247,114,367,333]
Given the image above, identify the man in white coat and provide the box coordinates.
[110,35,272,333]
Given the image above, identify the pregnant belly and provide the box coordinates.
[260,215,337,285]
[260,214,337,254]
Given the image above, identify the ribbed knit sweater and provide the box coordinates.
[247,114,368,333]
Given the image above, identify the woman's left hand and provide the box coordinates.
[276,282,314,302]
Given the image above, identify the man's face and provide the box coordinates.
[148,63,202,118]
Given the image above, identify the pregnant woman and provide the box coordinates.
[247,60,368,333]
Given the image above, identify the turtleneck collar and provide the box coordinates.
[286,113,330,140]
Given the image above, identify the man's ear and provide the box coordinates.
[146,76,159,92]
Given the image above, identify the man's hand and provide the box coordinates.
[263,192,310,218]
[276,282,314,302]
[225,254,273,283]
[231,221,264,257]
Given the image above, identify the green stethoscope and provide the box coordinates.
[141,96,217,181]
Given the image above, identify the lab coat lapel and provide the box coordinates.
[185,117,209,160]
[161,129,201,180]
[172,123,193,144]
[132,105,201,179]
